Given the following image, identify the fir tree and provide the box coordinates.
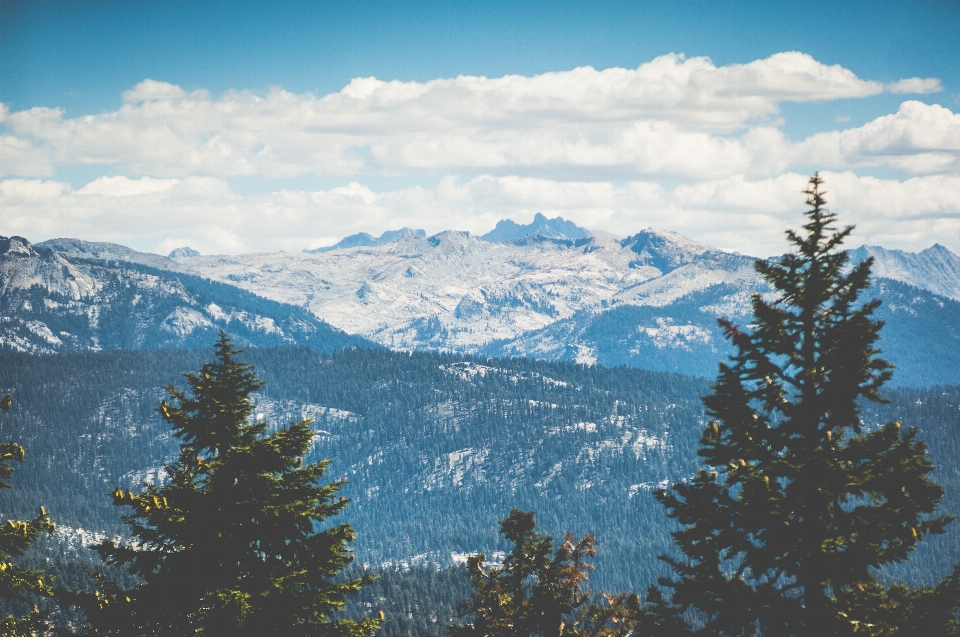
[450,510,595,637]
[0,391,57,636]
[654,174,955,635]
[70,333,380,637]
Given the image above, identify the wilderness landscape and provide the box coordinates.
[4,2,960,635]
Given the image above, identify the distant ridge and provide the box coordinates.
[305,227,426,253]
[850,244,960,302]
[38,237,193,273]
[481,212,592,242]
[2,236,371,354]
[168,246,200,258]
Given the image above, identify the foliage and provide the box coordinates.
[343,565,474,637]
[0,388,57,636]
[0,346,712,592]
[654,174,957,635]
[62,333,380,637]
[450,509,596,637]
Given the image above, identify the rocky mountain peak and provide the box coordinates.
[168,246,200,258]
[481,213,592,243]
[0,236,38,258]
[620,228,712,274]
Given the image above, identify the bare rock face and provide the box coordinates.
[0,236,39,258]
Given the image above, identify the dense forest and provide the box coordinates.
[1,344,959,596]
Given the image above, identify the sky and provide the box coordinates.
[2,0,960,257]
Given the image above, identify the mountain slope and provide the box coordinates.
[175,229,707,351]
[852,243,960,301]
[0,236,369,353]
[38,237,196,274]
[486,276,960,387]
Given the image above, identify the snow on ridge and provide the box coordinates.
[854,243,960,302]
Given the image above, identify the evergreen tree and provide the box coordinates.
[450,510,595,637]
[1,391,57,636]
[70,333,380,637]
[654,174,955,635]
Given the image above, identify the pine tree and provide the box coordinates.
[70,333,380,637]
[450,510,595,637]
[0,391,57,636]
[654,174,954,635]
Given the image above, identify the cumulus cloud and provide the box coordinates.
[122,79,189,102]
[886,77,943,94]
[76,175,180,196]
[799,101,960,173]
[4,172,960,257]
[0,53,948,181]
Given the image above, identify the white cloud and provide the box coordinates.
[2,53,956,258]
[0,53,947,181]
[799,101,960,174]
[0,134,54,176]
[886,78,943,95]
[122,79,189,102]
[4,172,960,258]
[76,175,180,197]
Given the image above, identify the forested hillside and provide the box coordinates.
[1,345,958,593]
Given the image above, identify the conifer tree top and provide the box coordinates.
[655,174,953,635]
[159,331,264,455]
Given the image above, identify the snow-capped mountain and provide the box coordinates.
[172,228,699,351]
[11,213,960,386]
[0,235,367,353]
[39,237,196,274]
[851,244,960,302]
[164,219,960,386]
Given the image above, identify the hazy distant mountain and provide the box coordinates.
[167,227,960,386]
[481,212,592,242]
[304,227,426,253]
[1,235,369,354]
[168,246,200,258]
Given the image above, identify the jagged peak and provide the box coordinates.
[481,213,592,243]
[851,243,960,302]
[852,243,960,263]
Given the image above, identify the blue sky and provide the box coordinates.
[2,0,960,255]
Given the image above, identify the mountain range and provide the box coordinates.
[4,213,960,385]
